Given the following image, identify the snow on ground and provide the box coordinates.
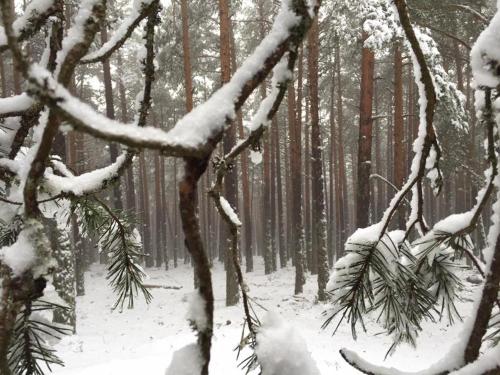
[53,258,479,374]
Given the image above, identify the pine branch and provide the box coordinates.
[71,197,152,310]
[7,299,69,375]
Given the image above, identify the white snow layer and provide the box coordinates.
[0,93,33,115]
[165,344,202,375]
[45,153,128,195]
[0,0,56,46]
[82,0,155,62]
[219,196,242,226]
[256,312,320,375]
[0,227,36,276]
[186,290,208,331]
[471,1,500,87]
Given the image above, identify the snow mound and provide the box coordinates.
[256,312,320,375]
[165,344,202,375]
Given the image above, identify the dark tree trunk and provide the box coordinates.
[308,17,329,301]
[393,42,405,228]
[356,31,375,229]
[100,20,122,210]
[218,0,239,305]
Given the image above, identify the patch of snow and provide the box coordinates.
[0,227,35,276]
[256,312,320,375]
[219,196,242,226]
[186,290,207,331]
[165,344,202,375]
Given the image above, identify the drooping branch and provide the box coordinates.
[209,53,296,347]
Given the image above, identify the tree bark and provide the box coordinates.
[218,0,239,305]
[179,157,214,375]
[335,39,348,257]
[101,18,123,210]
[393,42,405,228]
[308,17,329,301]
[288,77,305,293]
[356,31,375,229]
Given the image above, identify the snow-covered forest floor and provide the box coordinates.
[52,259,479,374]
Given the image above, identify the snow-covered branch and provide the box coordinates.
[81,0,159,64]
[0,0,61,53]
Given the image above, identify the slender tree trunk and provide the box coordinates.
[117,52,136,213]
[335,39,348,255]
[393,42,405,228]
[270,117,278,271]
[140,152,153,267]
[154,148,164,268]
[304,99,312,270]
[0,54,6,97]
[308,17,329,301]
[101,19,122,210]
[181,0,193,113]
[229,20,253,273]
[289,77,305,294]
[218,0,239,304]
[273,117,286,268]
[356,31,375,228]
[179,157,214,375]
[329,62,338,266]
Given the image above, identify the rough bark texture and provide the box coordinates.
[288,80,305,294]
[308,17,329,301]
[218,0,239,305]
[101,17,123,210]
[393,42,405,228]
[179,157,214,375]
[356,31,375,229]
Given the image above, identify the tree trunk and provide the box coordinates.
[274,116,286,268]
[308,17,329,301]
[229,19,253,273]
[100,19,122,210]
[218,0,239,305]
[393,42,405,228]
[179,157,214,375]
[356,31,375,229]
[140,152,153,267]
[180,0,193,113]
[335,38,348,256]
[270,117,278,271]
[288,74,305,294]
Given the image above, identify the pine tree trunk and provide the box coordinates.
[308,17,329,301]
[274,116,286,268]
[100,19,122,210]
[335,39,348,256]
[356,31,375,228]
[140,152,153,267]
[329,62,338,266]
[288,78,305,294]
[180,0,193,113]
[270,117,278,271]
[117,52,136,213]
[218,0,239,305]
[230,23,253,273]
[393,42,405,228]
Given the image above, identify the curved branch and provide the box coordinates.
[0,0,62,54]
[80,0,159,64]
[209,53,296,344]
[29,1,316,159]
